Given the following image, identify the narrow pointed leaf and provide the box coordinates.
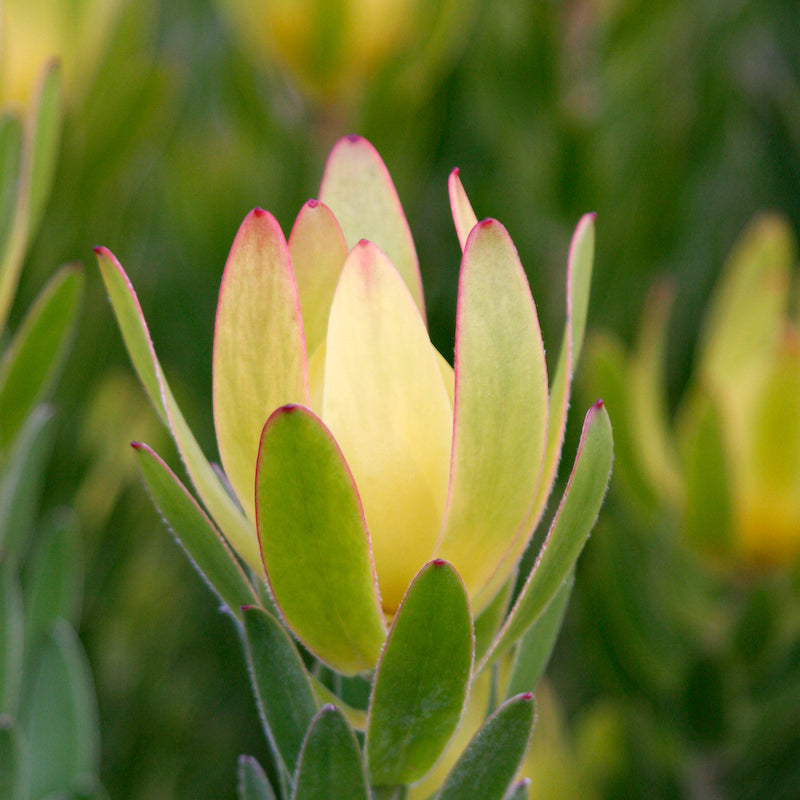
[477,213,595,611]
[0,568,23,716]
[448,169,478,252]
[434,693,535,800]
[242,606,319,778]
[21,620,100,800]
[0,405,56,563]
[96,247,259,568]
[0,115,23,273]
[288,200,348,358]
[213,209,309,522]
[256,404,386,674]
[25,59,62,243]
[237,755,277,800]
[629,282,683,506]
[23,508,83,653]
[0,716,28,800]
[505,572,573,698]
[133,443,257,618]
[0,264,83,450]
[292,705,369,800]
[366,560,473,786]
[482,401,612,668]
[323,241,452,614]
[0,61,61,332]
[319,135,425,318]
[437,219,548,612]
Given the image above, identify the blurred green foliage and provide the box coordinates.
[4,0,800,797]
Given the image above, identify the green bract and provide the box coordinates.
[99,136,611,682]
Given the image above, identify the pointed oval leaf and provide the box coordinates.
[133,443,257,618]
[95,247,260,569]
[238,755,278,800]
[481,401,612,668]
[256,405,386,675]
[437,219,548,611]
[0,568,24,716]
[292,705,369,800]
[476,213,595,611]
[0,264,83,450]
[0,715,28,800]
[448,169,478,252]
[21,620,100,800]
[366,560,473,786]
[434,693,535,800]
[318,135,424,318]
[213,209,309,522]
[323,241,452,614]
[242,606,319,778]
[288,200,348,359]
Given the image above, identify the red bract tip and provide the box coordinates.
[432,558,446,567]
[130,441,142,450]
[593,399,604,410]
[521,692,533,701]
[253,208,268,218]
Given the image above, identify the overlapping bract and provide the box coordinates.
[98,135,602,675]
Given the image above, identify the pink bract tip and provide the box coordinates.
[307,199,320,208]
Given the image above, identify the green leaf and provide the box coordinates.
[237,755,277,800]
[95,247,259,569]
[25,60,62,244]
[0,61,62,333]
[473,580,512,666]
[434,693,535,800]
[0,715,28,800]
[292,705,369,800]
[20,620,100,800]
[437,219,548,615]
[256,405,386,675]
[0,405,57,563]
[0,568,23,716]
[504,573,573,698]
[366,560,473,787]
[310,677,367,732]
[476,213,595,611]
[0,114,23,274]
[319,135,424,318]
[503,780,531,800]
[242,606,319,778]
[481,401,612,668]
[23,508,83,655]
[0,264,83,450]
[133,443,257,618]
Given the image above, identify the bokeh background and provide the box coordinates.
[4,0,800,797]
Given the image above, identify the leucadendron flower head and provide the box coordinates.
[98,136,609,676]
[587,214,800,569]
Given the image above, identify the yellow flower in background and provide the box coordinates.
[587,214,800,568]
[214,0,478,106]
[0,0,126,106]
